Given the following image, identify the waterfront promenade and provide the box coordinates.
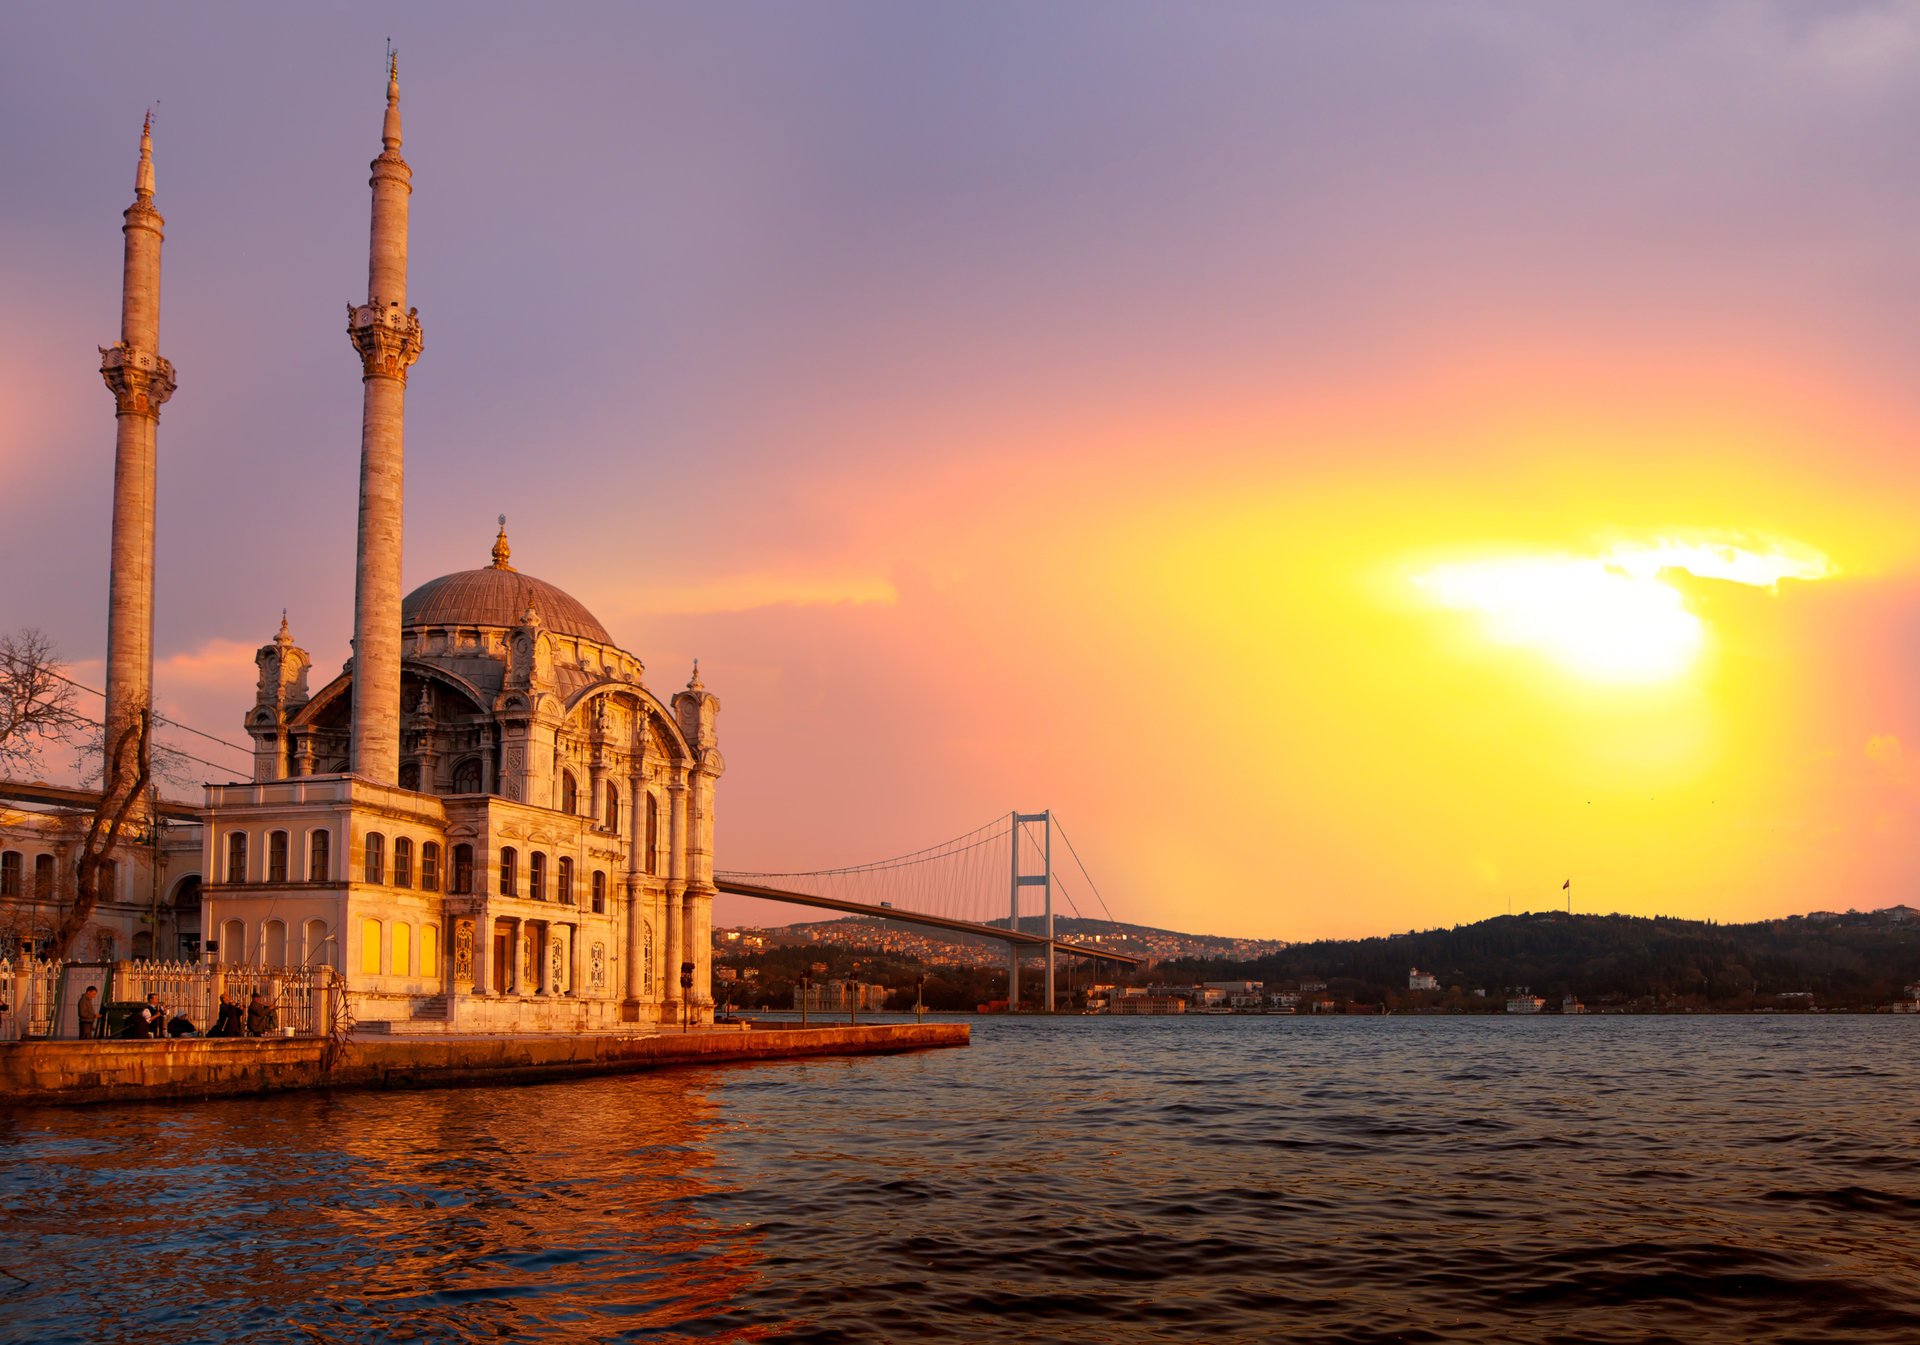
[0,1021,968,1106]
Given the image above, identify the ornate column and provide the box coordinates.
[674,666,723,1016]
[623,759,648,1007]
[662,772,687,1019]
[506,917,522,993]
[346,56,423,784]
[99,115,176,811]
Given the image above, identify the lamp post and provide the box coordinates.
[798,970,810,1027]
[915,972,925,1024]
[679,960,694,1031]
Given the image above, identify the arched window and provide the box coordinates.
[269,830,289,883]
[33,854,54,898]
[398,762,421,791]
[221,918,246,965]
[646,793,660,875]
[605,783,620,835]
[100,859,118,899]
[365,833,386,885]
[500,847,518,897]
[226,832,248,884]
[393,837,413,888]
[557,856,574,906]
[421,923,440,980]
[421,841,441,892]
[453,759,482,794]
[452,844,473,894]
[304,918,331,969]
[529,852,547,902]
[591,870,606,914]
[132,931,153,960]
[561,771,578,815]
[0,851,20,897]
[263,919,287,967]
[360,918,382,975]
[309,831,331,883]
[391,922,412,977]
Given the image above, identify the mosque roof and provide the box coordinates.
[400,521,614,644]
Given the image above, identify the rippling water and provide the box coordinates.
[4,1016,1919,1343]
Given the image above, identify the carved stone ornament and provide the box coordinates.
[453,918,475,984]
[346,300,424,381]
[550,937,566,990]
[99,342,176,418]
[591,941,607,988]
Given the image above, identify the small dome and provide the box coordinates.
[402,568,613,644]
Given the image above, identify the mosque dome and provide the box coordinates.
[400,521,614,644]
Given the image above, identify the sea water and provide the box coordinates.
[2,1015,1917,1343]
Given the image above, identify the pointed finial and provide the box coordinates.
[382,45,403,152]
[134,109,155,203]
[687,659,704,692]
[276,609,292,644]
[491,515,513,570]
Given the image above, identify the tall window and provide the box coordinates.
[365,833,386,885]
[304,919,331,968]
[391,922,412,977]
[605,783,620,835]
[360,918,381,975]
[269,831,289,883]
[33,854,54,898]
[561,771,578,815]
[309,831,331,883]
[399,762,421,791]
[557,857,574,905]
[226,833,247,884]
[421,841,441,892]
[453,759,482,794]
[591,870,606,914]
[500,847,518,897]
[646,794,660,875]
[421,923,439,979]
[263,919,287,967]
[451,844,473,894]
[0,851,20,897]
[529,852,547,902]
[393,837,413,888]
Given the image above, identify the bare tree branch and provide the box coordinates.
[0,629,86,774]
[48,708,151,962]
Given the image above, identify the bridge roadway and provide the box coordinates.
[713,878,1145,968]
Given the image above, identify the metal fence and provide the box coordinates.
[0,956,63,1039]
[0,959,332,1039]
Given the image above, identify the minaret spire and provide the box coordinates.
[98,113,177,809]
[346,53,424,784]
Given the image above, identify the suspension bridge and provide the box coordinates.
[715,810,1144,1010]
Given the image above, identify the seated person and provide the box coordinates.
[166,1012,196,1038]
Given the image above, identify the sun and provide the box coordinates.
[1411,537,1832,685]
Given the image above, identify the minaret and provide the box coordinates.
[345,54,423,783]
[97,113,176,803]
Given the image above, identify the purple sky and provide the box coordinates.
[8,4,1920,937]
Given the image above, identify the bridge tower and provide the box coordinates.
[1009,810,1052,1011]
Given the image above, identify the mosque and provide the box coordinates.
[0,63,720,1031]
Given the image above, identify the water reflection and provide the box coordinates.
[0,1070,776,1343]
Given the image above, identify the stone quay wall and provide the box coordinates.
[0,1022,969,1107]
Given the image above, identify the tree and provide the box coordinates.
[0,628,86,775]
[47,709,151,961]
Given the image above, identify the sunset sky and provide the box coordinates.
[6,3,1920,939]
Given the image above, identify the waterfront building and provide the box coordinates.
[1505,991,1546,1014]
[1,69,721,1032]
[1408,967,1439,991]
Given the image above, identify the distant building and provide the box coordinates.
[1109,995,1186,1015]
[1561,994,1586,1014]
[1505,989,1545,1014]
[1408,967,1439,991]
[1882,904,1920,923]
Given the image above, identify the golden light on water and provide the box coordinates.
[1412,538,1835,685]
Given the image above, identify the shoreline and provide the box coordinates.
[0,1021,969,1108]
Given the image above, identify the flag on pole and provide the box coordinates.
[1562,879,1571,890]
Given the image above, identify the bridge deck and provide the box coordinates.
[714,878,1145,967]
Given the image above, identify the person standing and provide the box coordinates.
[76,985,100,1040]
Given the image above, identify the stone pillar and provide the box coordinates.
[99,116,175,811]
[506,917,522,994]
[662,774,687,1018]
[622,763,647,1007]
[346,57,423,785]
